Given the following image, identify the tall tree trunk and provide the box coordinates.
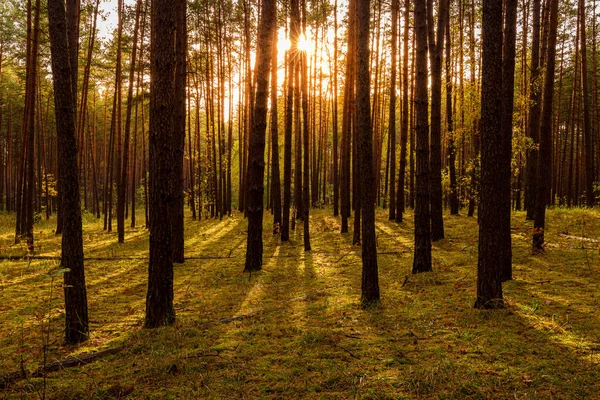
[332,0,339,217]
[117,0,143,243]
[525,0,541,220]
[498,0,517,282]
[270,28,282,234]
[357,0,380,304]
[446,6,459,215]
[145,0,177,328]
[412,0,432,273]
[48,0,89,343]
[282,0,297,241]
[340,0,355,234]
[388,0,398,221]
[396,0,410,222]
[427,0,448,242]
[533,0,558,250]
[244,0,276,272]
[171,0,186,262]
[301,0,311,252]
[580,0,595,207]
[474,0,505,309]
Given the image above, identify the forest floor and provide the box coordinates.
[1,207,600,399]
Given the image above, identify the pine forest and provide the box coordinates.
[1,0,600,397]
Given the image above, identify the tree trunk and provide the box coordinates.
[145,0,177,328]
[533,0,558,251]
[388,0,398,221]
[475,0,505,309]
[332,0,339,217]
[47,0,89,343]
[412,0,432,274]
[270,28,282,234]
[282,0,297,242]
[244,0,276,272]
[446,6,459,216]
[427,0,448,242]
[579,0,595,207]
[356,0,380,305]
[396,0,410,222]
[498,0,517,282]
[525,0,541,220]
[171,0,186,262]
[117,0,143,243]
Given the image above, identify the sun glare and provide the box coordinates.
[278,37,291,53]
[297,34,310,53]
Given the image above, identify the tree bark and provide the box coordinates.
[171,0,186,262]
[579,0,595,207]
[533,0,559,251]
[412,0,432,274]
[356,0,380,304]
[145,0,177,328]
[427,0,448,242]
[475,0,505,309]
[525,0,542,220]
[47,0,89,343]
[388,0,398,221]
[244,0,276,272]
[498,0,517,282]
[396,0,410,222]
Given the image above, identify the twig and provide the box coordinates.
[184,352,232,363]
[331,343,359,359]
[401,276,409,287]
[32,345,125,377]
[336,250,354,263]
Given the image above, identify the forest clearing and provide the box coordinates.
[1,207,599,399]
[2,0,600,397]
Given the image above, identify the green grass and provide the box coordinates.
[1,206,599,399]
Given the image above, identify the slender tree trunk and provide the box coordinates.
[356,0,380,304]
[446,7,459,215]
[427,0,448,242]
[498,0,517,282]
[48,0,89,343]
[282,0,297,242]
[525,0,541,220]
[412,0,432,274]
[270,28,282,234]
[145,0,177,328]
[533,0,558,250]
[301,0,311,251]
[332,0,339,217]
[341,0,355,234]
[388,0,398,221]
[396,0,410,222]
[474,0,505,309]
[580,0,595,207]
[171,0,186,262]
[117,0,143,243]
[245,0,276,272]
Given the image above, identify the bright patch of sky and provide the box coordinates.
[96,0,136,43]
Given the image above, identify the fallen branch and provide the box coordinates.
[184,352,233,363]
[32,345,125,377]
[0,371,24,390]
[558,233,600,243]
[0,346,125,388]
[331,342,359,359]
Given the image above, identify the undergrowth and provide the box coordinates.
[0,207,599,399]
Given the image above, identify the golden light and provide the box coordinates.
[278,37,291,53]
[297,34,310,53]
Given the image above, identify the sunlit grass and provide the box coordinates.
[1,206,599,398]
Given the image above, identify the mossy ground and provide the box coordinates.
[1,207,599,399]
